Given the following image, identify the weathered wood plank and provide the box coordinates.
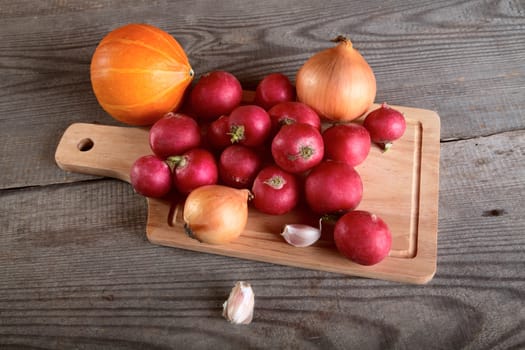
[0,0,524,348]
[0,0,524,189]
[1,130,523,348]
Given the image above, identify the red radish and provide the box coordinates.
[207,115,232,150]
[177,87,199,119]
[304,160,362,214]
[190,71,243,121]
[252,165,300,215]
[130,155,172,198]
[228,105,271,147]
[363,103,406,151]
[271,123,324,174]
[254,73,295,110]
[323,123,371,167]
[334,210,392,265]
[149,112,201,159]
[168,148,218,194]
[268,101,321,132]
[219,145,262,188]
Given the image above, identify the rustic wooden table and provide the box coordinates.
[1,1,524,349]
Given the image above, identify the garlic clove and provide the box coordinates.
[281,224,321,247]
[222,281,254,325]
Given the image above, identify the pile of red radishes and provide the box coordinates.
[130,70,406,266]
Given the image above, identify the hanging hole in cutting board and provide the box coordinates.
[77,138,94,152]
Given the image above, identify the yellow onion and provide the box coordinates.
[296,36,376,122]
[183,185,251,244]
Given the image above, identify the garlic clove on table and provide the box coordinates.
[222,281,254,325]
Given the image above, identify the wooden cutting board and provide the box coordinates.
[55,97,440,284]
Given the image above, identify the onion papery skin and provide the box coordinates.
[296,37,376,122]
[182,185,251,245]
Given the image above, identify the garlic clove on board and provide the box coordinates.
[222,281,254,325]
[281,224,321,247]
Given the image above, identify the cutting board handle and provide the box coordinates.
[55,123,151,183]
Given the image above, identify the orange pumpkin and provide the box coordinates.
[90,23,194,126]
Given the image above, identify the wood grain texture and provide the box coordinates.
[0,0,524,348]
[0,0,524,190]
[1,131,524,348]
